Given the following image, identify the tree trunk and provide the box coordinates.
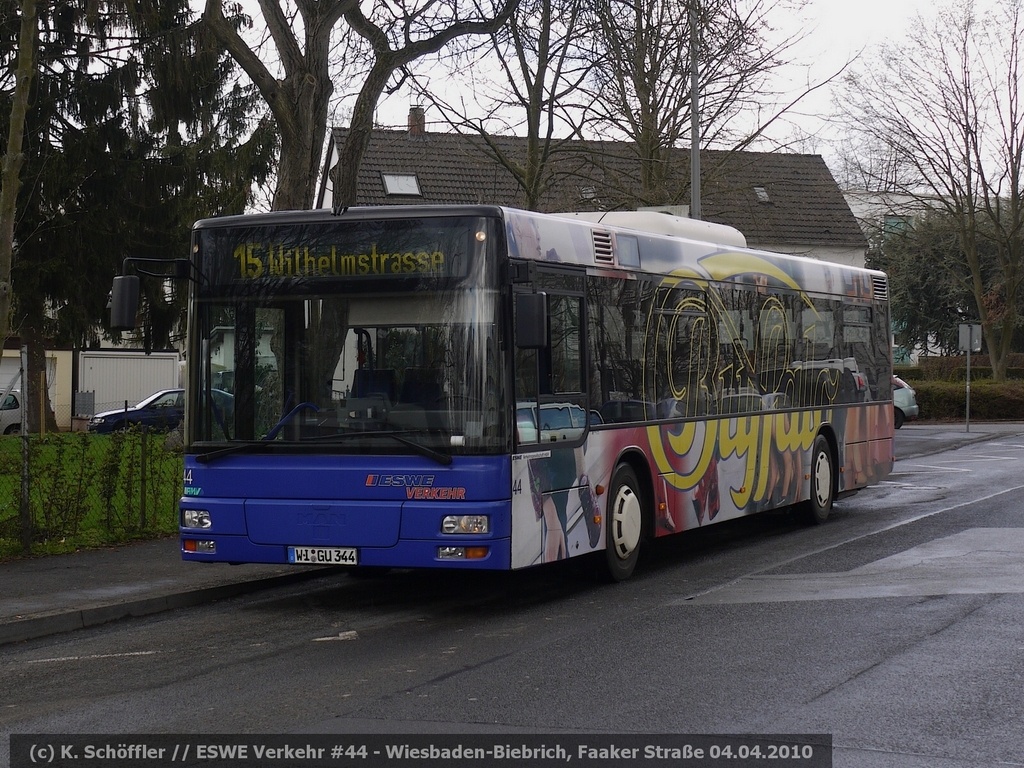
[271,72,333,211]
[0,0,38,342]
[22,302,58,434]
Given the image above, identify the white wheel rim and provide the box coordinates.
[813,449,832,508]
[609,485,642,559]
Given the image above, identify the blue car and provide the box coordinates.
[87,389,233,433]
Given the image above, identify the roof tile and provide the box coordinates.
[329,128,866,250]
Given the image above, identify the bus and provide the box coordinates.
[112,205,893,581]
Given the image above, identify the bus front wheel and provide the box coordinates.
[603,463,645,582]
[801,435,834,525]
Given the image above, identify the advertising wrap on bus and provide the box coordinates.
[125,204,895,582]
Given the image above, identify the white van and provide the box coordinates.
[0,390,22,435]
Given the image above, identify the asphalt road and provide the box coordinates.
[4,423,1024,768]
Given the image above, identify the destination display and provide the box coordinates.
[232,242,450,280]
[198,217,479,287]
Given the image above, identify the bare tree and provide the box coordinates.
[420,0,596,210]
[418,0,826,213]
[204,0,519,211]
[840,0,1024,379]
[580,0,813,205]
[333,1,520,207]
[203,0,346,211]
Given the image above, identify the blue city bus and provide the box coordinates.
[114,205,893,581]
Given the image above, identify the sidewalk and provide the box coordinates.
[0,538,330,646]
[893,419,1024,459]
[3,421,1024,647]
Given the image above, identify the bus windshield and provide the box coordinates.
[187,215,508,456]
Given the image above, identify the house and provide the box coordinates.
[320,107,868,267]
[843,189,937,244]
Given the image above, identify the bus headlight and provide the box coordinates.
[441,515,489,534]
[182,509,212,529]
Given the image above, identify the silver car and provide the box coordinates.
[893,375,919,429]
[0,390,21,435]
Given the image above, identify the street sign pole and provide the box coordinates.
[966,344,971,433]
[958,323,982,433]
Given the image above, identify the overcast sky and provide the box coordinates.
[765,0,935,149]
[799,0,929,57]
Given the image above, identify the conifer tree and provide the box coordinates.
[0,0,274,431]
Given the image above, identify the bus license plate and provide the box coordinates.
[288,546,358,566]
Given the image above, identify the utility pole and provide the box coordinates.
[689,1,701,220]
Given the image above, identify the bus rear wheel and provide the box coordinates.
[603,463,645,582]
[801,434,834,525]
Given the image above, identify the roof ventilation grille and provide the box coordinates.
[593,230,614,263]
[872,275,889,302]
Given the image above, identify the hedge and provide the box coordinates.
[909,379,1024,421]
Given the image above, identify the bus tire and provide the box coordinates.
[603,463,645,582]
[801,434,834,525]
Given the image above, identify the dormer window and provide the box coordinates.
[382,173,422,196]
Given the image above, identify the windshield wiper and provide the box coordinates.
[195,440,271,464]
[264,402,320,440]
[381,431,453,466]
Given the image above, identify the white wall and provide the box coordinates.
[78,350,182,414]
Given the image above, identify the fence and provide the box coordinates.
[0,428,183,559]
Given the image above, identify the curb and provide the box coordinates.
[0,569,333,647]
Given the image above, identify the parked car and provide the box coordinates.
[892,375,919,429]
[87,388,233,433]
[0,390,22,435]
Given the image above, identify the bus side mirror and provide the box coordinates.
[515,292,549,349]
[109,274,140,331]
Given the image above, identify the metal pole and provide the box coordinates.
[140,426,148,530]
[689,1,701,220]
[38,370,45,435]
[965,344,971,433]
[19,345,30,554]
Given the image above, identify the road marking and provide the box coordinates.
[27,651,159,664]
[898,463,972,472]
[875,480,941,490]
[929,455,1018,462]
[313,630,359,642]
[895,454,1020,473]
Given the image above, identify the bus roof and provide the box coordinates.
[191,205,887,299]
[555,210,747,247]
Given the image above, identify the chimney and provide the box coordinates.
[408,105,426,136]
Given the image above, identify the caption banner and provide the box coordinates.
[11,734,831,768]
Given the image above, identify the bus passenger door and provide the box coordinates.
[512,287,600,563]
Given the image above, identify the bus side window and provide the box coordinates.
[544,295,583,395]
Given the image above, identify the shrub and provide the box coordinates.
[911,379,1024,421]
[0,429,182,559]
